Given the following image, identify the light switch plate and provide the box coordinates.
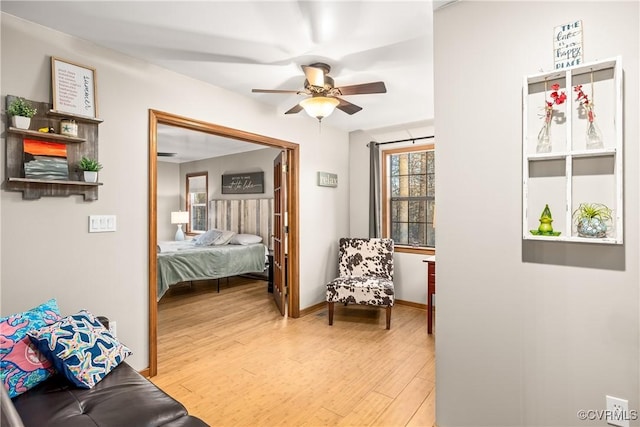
[89,215,117,232]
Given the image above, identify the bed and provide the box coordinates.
[156,241,267,301]
[157,198,273,301]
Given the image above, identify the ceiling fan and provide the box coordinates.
[251,62,387,121]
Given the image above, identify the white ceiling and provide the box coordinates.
[157,123,270,163]
[2,0,439,161]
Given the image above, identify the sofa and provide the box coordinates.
[1,362,208,427]
[0,300,207,427]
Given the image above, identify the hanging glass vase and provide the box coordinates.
[585,104,603,150]
[536,106,553,153]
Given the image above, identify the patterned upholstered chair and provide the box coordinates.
[326,238,395,329]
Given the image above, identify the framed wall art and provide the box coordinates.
[51,57,98,119]
[221,172,264,194]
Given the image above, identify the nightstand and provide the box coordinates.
[267,251,274,293]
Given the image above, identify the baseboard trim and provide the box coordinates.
[299,301,325,317]
[395,299,427,310]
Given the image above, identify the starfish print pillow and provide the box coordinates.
[27,310,131,388]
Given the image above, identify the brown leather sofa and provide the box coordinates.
[1,362,208,427]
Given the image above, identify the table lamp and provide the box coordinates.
[170,211,189,241]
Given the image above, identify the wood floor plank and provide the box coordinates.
[152,277,436,426]
[336,390,394,426]
[373,345,433,399]
[407,388,436,427]
[373,377,435,426]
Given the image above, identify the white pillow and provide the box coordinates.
[230,233,263,245]
[213,230,236,246]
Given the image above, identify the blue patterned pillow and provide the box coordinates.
[0,299,61,398]
[194,229,223,246]
[27,310,132,389]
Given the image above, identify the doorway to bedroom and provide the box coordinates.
[148,110,300,377]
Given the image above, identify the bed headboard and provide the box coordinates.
[210,198,273,249]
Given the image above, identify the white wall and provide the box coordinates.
[179,146,281,201]
[349,122,435,304]
[0,13,349,370]
[157,148,279,241]
[300,129,351,308]
[157,162,180,242]
[434,2,639,426]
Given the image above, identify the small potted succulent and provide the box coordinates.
[78,156,103,183]
[572,202,612,238]
[7,97,37,130]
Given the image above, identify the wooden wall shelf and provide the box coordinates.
[5,178,102,201]
[522,57,623,244]
[7,127,86,143]
[4,95,102,201]
[8,177,103,186]
[47,109,103,124]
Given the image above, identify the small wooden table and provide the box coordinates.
[422,256,436,334]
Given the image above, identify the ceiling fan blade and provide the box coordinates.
[301,65,325,87]
[336,81,387,96]
[252,89,301,94]
[284,104,304,115]
[335,97,363,115]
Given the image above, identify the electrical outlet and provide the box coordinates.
[109,321,117,338]
[606,395,629,427]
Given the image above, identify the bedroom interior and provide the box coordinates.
[155,122,282,383]
[148,109,302,377]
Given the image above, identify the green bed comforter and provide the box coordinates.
[157,243,266,300]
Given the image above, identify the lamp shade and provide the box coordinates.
[170,211,189,224]
[300,96,340,121]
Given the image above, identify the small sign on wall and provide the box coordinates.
[51,57,98,118]
[554,20,583,70]
[317,171,338,187]
[222,171,264,194]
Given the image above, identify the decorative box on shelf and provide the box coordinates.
[522,56,623,244]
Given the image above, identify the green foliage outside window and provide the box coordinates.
[389,150,435,248]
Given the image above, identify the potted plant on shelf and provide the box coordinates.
[7,97,37,130]
[78,156,102,183]
[572,202,612,238]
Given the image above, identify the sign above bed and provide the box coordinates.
[221,172,264,194]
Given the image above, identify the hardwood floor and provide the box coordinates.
[152,277,435,427]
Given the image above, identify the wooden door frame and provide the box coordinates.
[148,109,300,377]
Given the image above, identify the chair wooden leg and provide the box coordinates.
[386,306,391,330]
[328,302,334,326]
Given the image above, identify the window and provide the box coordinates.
[186,172,208,234]
[382,145,435,253]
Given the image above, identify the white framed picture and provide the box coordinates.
[51,56,98,118]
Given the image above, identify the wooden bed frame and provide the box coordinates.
[209,198,273,250]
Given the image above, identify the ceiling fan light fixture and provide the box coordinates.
[299,96,340,121]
